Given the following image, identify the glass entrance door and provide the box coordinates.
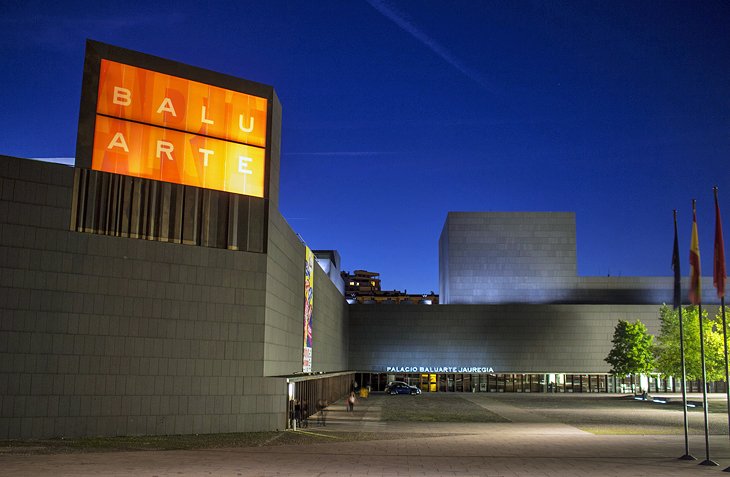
[419,374,438,392]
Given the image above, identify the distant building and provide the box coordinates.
[341,269,438,304]
[313,250,345,295]
[438,211,720,305]
[343,270,382,295]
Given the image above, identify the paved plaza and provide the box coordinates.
[4,393,730,476]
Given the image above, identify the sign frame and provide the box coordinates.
[75,39,274,200]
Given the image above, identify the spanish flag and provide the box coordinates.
[689,200,702,305]
[714,187,726,299]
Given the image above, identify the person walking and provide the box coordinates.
[294,400,301,427]
[348,391,356,412]
[301,399,309,428]
[317,399,328,426]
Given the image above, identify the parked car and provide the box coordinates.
[386,382,422,395]
[384,381,408,391]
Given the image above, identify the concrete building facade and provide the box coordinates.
[439,212,577,304]
[1,156,719,438]
[439,211,720,305]
[0,151,349,439]
[349,304,661,374]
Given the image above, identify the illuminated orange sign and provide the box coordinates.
[91,59,268,197]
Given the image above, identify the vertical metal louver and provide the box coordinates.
[70,168,266,253]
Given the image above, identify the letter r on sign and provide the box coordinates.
[156,141,174,160]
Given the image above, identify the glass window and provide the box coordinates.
[497,374,506,393]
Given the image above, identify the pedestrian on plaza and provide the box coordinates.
[317,399,328,426]
[289,399,296,428]
[348,391,356,412]
[294,399,301,427]
[301,399,309,427]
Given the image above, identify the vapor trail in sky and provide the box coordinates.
[284,151,395,156]
[365,0,501,97]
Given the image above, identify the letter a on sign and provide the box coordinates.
[107,132,129,152]
[156,98,177,116]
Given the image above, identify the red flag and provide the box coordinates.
[714,187,726,299]
[689,200,701,305]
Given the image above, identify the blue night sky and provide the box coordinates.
[1,1,729,294]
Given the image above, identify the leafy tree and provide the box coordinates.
[605,319,655,378]
[653,305,725,382]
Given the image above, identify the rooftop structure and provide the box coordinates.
[342,269,438,304]
[439,211,720,305]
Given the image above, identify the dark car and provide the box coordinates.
[386,382,421,395]
[383,381,407,393]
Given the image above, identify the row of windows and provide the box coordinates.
[353,372,730,394]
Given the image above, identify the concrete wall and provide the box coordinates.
[0,154,349,439]
[440,212,577,304]
[438,211,723,305]
[262,210,349,376]
[349,304,663,374]
[574,276,722,305]
[0,155,287,438]
[311,262,349,372]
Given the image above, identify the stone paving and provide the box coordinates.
[5,393,730,476]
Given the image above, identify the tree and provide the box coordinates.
[653,305,725,382]
[605,319,655,378]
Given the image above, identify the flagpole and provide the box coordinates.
[711,186,730,472]
[697,302,716,465]
[721,296,730,473]
[674,209,694,460]
[678,303,694,460]
[691,198,717,466]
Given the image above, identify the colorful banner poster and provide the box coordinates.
[303,247,314,372]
